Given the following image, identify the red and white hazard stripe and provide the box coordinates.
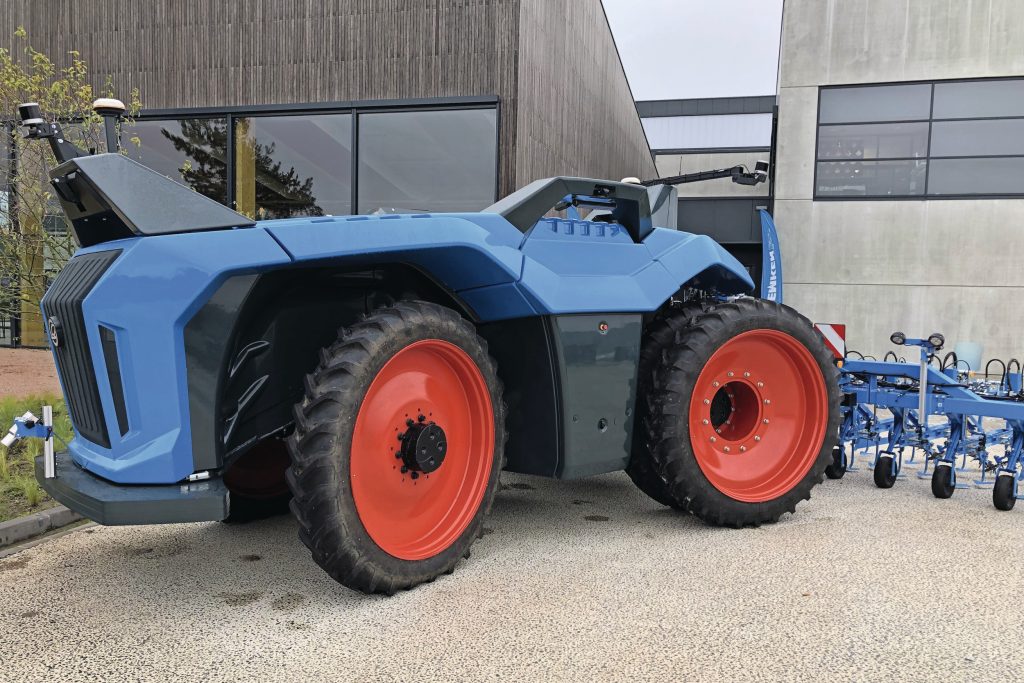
[814,323,846,360]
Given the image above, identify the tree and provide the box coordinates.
[0,27,140,346]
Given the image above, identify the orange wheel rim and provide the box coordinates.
[351,339,494,560]
[688,329,827,503]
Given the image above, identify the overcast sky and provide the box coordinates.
[602,0,784,101]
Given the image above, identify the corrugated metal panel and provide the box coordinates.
[642,113,774,151]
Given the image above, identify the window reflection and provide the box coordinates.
[234,114,352,219]
[123,118,228,204]
[357,109,497,213]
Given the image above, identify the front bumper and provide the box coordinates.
[36,453,229,525]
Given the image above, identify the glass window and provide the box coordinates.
[234,114,352,220]
[817,122,929,160]
[816,160,926,197]
[928,158,1024,196]
[817,79,1024,198]
[818,84,931,124]
[357,109,497,213]
[930,119,1024,157]
[933,79,1024,119]
[123,118,228,204]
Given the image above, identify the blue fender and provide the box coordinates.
[60,213,753,483]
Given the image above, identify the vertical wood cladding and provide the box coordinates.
[0,0,651,197]
[515,0,656,187]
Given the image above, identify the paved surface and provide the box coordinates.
[1,468,1022,682]
[0,348,60,398]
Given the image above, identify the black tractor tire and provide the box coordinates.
[223,439,293,523]
[931,463,956,499]
[873,454,898,489]
[993,475,1017,511]
[644,297,841,527]
[824,446,847,480]
[287,301,505,594]
[628,302,706,508]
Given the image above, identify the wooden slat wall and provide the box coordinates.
[515,0,656,188]
[0,0,652,197]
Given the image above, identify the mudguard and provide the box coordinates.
[47,208,752,485]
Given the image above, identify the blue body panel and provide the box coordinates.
[58,212,752,484]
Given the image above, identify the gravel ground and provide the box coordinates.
[0,348,60,398]
[1,467,1021,682]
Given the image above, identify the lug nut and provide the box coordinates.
[763,419,770,424]
[411,471,419,480]
[703,399,711,405]
[710,436,717,443]
[702,419,709,425]
[764,399,771,405]
[406,419,415,427]
[401,465,409,474]
[757,381,764,388]
[723,446,731,453]
[712,381,720,387]
[740,446,747,452]
[727,371,734,377]
[754,435,762,442]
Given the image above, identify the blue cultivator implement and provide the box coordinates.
[831,331,1023,511]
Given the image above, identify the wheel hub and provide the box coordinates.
[399,415,448,474]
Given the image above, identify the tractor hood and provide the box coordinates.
[49,153,255,247]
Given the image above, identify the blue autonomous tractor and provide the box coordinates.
[16,100,839,593]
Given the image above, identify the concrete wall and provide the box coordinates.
[776,0,1024,363]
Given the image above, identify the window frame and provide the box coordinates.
[814,76,1024,201]
[132,96,501,216]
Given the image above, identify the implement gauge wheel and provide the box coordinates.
[287,301,505,594]
[931,463,955,499]
[643,298,840,527]
[993,474,1017,511]
[824,446,847,480]
[873,454,898,489]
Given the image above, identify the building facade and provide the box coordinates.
[0,0,654,346]
[638,95,774,286]
[775,0,1024,363]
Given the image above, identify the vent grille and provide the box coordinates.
[40,250,121,448]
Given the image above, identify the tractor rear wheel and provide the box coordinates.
[287,301,505,594]
[628,303,705,508]
[644,298,840,527]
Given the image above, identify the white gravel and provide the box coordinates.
[1,467,1022,682]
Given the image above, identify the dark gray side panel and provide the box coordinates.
[185,275,258,471]
[550,314,641,479]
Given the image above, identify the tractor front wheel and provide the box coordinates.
[643,298,840,527]
[287,301,505,594]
